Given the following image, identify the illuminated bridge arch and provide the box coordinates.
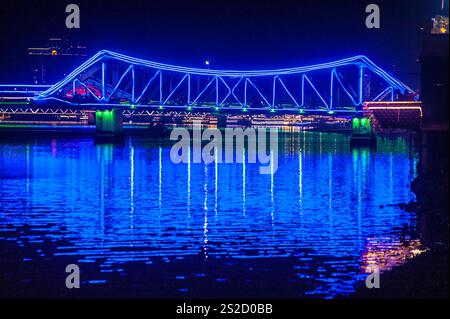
[36,50,416,113]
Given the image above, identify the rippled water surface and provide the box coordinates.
[0,132,422,298]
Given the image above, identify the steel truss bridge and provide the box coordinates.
[0,107,237,119]
[29,50,416,114]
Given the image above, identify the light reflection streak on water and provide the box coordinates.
[298,147,303,215]
[159,146,162,210]
[362,238,429,274]
[242,148,246,217]
[215,151,218,220]
[270,150,274,225]
[328,152,333,235]
[187,144,191,220]
[129,144,135,247]
[203,163,208,259]
[0,132,424,297]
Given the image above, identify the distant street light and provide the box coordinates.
[205,60,211,80]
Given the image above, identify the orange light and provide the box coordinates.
[363,101,423,117]
[51,50,58,56]
[366,106,423,117]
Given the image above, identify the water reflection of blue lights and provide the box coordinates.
[0,132,421,297]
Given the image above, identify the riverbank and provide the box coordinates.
[354,247,448,298]
[353,130,449,299]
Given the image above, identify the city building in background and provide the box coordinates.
[420,5,449,128]
[27,38,87,85]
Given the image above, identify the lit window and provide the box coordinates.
[431,15,449,34]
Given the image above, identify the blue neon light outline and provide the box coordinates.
[215,76,219,106]
[358,65,364,106]
[0,91,44,94]
[371,86,394,102]
[187,74,191,104]
[218,76,232,106]
[330,70,334,109]
[131,65,135,103]
[272,76,300,108]
[0,84,52,87]
[332,70,358,106]
[135,71,161,104]
[31,98,365,114]
[302,75,329,109]
[231,77,244,107]
[106,65,133,102]
[190,76,216,106]
[102,62,106,101]
[163,74,189,105]
[74,79,101,101]
[37,50,414,99]
[246,78,271,108]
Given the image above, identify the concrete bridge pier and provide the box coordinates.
[350,116,376,148]
[94,109,124,143]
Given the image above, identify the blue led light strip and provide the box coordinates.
[272,76,300,108]
[0,84,52,87]
[332,70,358,106]
[135,71,161,104]
[218,76,232,106]
[74,79,101,101]
[37,50,414,100]
[106,65,133,102]
[190,77,216,106]
[246,78,271,108]
[371,86,394,102]
[163,74,189,105]
[302,75,329,109]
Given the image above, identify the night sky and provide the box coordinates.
[0,0,446,89]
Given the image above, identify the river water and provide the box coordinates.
[0,131,426,298]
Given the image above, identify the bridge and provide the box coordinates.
[0,50,422,133]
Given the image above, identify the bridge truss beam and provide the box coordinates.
[35,50,416,112]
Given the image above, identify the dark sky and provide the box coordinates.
[0,0,446,89]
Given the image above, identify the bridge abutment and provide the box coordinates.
[350,116,376,148]
[94,109,124,143]
[96,109,123,133]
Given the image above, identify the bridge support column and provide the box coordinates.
[94,109,124,143]
[350,116,376,148]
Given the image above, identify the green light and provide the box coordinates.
[327,110,335,115]
[0,124,36,128]
[214,107,220,111]
[159,105,164,110]
[242,108,248,112]
[299,109,305,114]
[270,108,276,113]
[96,109,121,133]
[352,118,361,129]
[131,105,136,109]
[361,118,370,129]
[0,101,30,105]
[187,106,192,111]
